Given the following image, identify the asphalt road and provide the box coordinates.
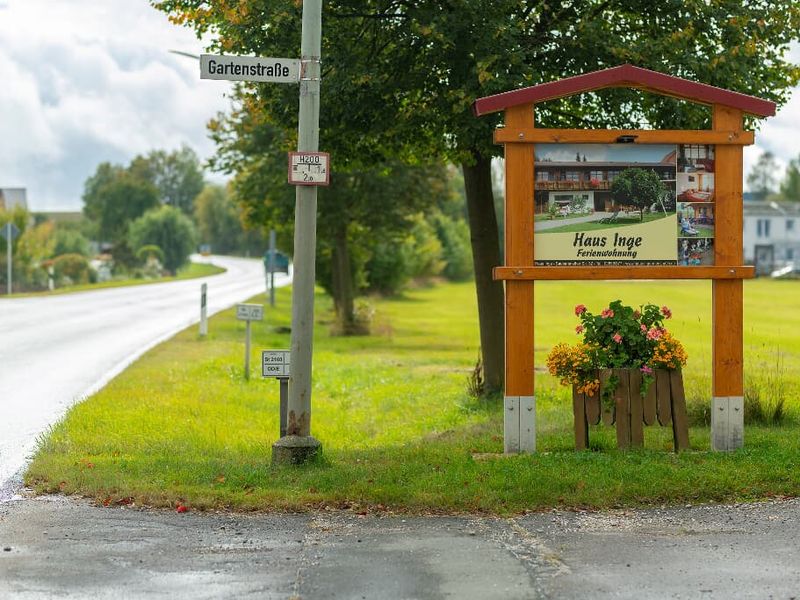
[0,256,287,498]
[1,496,798,599]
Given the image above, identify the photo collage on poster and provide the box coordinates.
[676,144,715,265]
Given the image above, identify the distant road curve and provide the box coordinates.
[0,255,291,499]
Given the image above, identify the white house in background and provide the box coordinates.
[0,188,28,211]
[743,201,800,276]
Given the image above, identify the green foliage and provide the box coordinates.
[53,228,91,257]
[747,151,779,201]
[193,183,264,255]
[82,165,160,243]
[129,145,205,215]
[780,155,800,202]
[128,206,197,273]
[135,244,165,263]
[610,168,667,221]
[52,253,91,285]
[434,212,473,281]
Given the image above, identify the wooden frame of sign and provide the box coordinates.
[473,64,776,454]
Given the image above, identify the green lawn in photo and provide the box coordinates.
[676,223,715,238]
[26,279,800,514]
[538,210,673,234]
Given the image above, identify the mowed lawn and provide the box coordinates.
[26,278,800,514]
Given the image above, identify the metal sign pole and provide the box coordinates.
[6,233,10,296]
[269,229,276,307]
[273,0,323,464]
[279,377,289,437]
[244,320,251,380]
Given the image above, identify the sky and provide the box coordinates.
[535,144,676,164]
[0,1,799,211]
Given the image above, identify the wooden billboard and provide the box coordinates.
[473,64,775,454]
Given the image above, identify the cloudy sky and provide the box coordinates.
[0,1,799,211]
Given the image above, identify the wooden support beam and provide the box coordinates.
[494,128,754,146]
[493,265,755,281]
[712,104,745,450]
[503,103,536,453]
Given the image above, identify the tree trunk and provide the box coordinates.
[331,226,356,334]
[461,153,505,393]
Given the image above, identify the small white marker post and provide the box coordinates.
[262,350,291,436]
[199,283,208,336]
[236,303,264,379]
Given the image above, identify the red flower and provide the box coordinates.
[601,308,614,319]
[575,325,584,334]
[612,333,623,344]
[661,306,672,319]
[574,304,587,316]
[176,504,189,513]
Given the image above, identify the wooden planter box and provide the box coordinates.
[572,368,689,452]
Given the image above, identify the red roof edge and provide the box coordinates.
[473,64,776,118]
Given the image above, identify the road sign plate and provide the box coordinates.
[1,222,20,241]
[236,303,264,321]
[262,350,290,378]
[200,54,300,83]
[288,152,330,186]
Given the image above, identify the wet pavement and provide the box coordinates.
[1,495,798,599]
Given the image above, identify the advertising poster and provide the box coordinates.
[676,144,715,265]
[534,143,678,265]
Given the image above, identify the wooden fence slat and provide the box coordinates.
[585,388,601,425]
[642,375,657,425]
[572,388,588,450]
[628,369,645,448]
[614,369,631,449]
[656,369,672,426]
[599,369,615,425]
[670,370,690,451]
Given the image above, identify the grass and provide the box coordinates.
[538,211,671,234]
[25,279,800,515]
[3,262,225,298]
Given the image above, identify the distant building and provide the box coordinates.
[743,201,800,275]
[0,188,28,211]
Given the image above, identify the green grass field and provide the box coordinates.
[26,279,800,514]
[3,262,225,298]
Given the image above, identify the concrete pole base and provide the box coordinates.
[272,435,322,466]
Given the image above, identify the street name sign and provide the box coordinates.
[200,54,300,83]
[288,152,330,186]
[262,350,291,378]
[236,303,264,321]
[1,222,19,241]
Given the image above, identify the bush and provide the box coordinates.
[434,213,472,281]
[128,206,196,273]
[53,254,91,285]
[53,229,91,257]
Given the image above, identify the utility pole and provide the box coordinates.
[272,0,323,464]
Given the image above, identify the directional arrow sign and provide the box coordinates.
[1,222,19,241]
[200,54,300,83]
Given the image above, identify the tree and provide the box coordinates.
[610,168,667,221]
[747,151,779,201]
[128,206,197,273]
[129,145,205,214]
[194,183,265,255]
[82,165,160,244]
[780,156,800,202]
[153,0,800,392]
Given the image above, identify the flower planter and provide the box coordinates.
[572,368,689,452]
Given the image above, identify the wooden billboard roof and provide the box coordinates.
[472,64,776,118]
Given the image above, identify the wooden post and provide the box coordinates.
[503,104,536,453]
[711,105,745,451]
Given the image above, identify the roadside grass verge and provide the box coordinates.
[3,261,225,298]
[25,279,800,515]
